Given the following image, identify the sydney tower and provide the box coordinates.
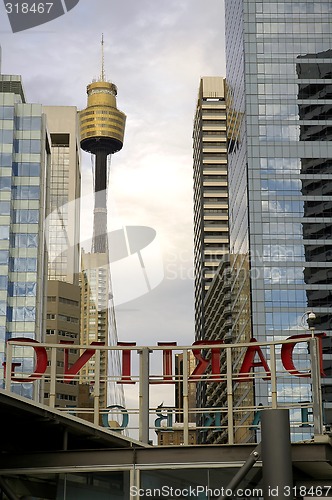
[80,40,126,252]
[79,38,126,412]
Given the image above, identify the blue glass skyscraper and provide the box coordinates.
[0,72,50,397]
[225,0,332,429]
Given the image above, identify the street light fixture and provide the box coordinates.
[300,310,316,338]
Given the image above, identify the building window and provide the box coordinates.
[14,234,38,248]
[0,227,9,240]
[12,282,37,296]
[15,116,41,131]
[12,162,40,177]
[12,306,36,321]
[14,139,41,154]
[0,201,10,215]
[11,257,37,272]
[13,186,40,200]
[0,276,8,289]
[58,314,79,324]
[14,209,39,224]
[59,297,79,307]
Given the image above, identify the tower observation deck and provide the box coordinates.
[80,53,126,253]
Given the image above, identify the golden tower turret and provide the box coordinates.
[79,35,126,253]
[80,80,126,155]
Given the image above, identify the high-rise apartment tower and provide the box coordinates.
[193,77,228,341]
[193,77,230,442]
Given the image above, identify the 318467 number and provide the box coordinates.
[5,3,53,14]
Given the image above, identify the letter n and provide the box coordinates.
[60,341,104,382]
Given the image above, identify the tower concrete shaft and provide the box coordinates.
[93,148,108,253]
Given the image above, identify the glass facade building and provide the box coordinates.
[43,106,81,285]
[0,74,50,397]
[225,0,332,425]
[42,106,81,407]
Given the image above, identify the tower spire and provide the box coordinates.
[101,33,105,81]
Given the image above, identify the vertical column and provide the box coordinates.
[270,344,277,409]
[49,346,57,407]
[310,337,323,435]
[4,341,13,392]
[130,467,140,499]
[261,409,293,499]
[183,349,189,445]
[94,349,101,426]
[138,348,150,443]
[226,347,234,444]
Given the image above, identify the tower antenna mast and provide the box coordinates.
[101,33,105,81]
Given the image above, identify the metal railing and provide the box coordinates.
[3,335,324,445]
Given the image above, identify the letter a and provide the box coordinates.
[238,338,271,381]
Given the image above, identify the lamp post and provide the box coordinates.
[300,311,323,435]
[300,310,316,338]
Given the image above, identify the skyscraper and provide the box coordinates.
[193,77,228,342]
[225,0,332,425]
[80,250,109,408]
[43,105,81,285]
[0,72,50,398]
[42,106,81,408]
[193,77,230,442]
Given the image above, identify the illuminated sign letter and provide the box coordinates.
[60,340,105,382]
[238,338,271,381]
[151,342,177,384]
[281,333,326,378]
[154,404,173,429]
[117,342,137,384]
[3,337,47,382]
[189,340,223,381]
[102,405,129,431]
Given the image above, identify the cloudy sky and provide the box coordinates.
[0,0,225,416]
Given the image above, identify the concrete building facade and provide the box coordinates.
[43,280,80,407]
